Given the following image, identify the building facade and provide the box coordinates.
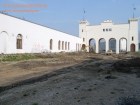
[79,19,139,54]
[0,13,139,54]
[0,13,82,54]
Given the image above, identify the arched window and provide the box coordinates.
[62,41,64,50]
[65,42,67,50]
[76,43,77,51]
[68,42,70,50]
[0,31,8,53]
[17,34,22,49]
[58,40,61,50]
[50,39,53,50]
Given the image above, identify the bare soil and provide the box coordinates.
[0,53,140,105]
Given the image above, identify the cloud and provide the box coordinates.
[6,0,30,4]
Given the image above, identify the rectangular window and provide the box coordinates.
[132,37,134,41]
[83,38,85,42]
[103,29,105,32]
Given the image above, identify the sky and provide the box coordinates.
[0,0,140,36]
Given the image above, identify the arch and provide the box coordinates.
[109,38,116,52]
[130,43,135,52]
[119,38,127,52]
[81,44,86,50]
[50,39,53,50]
[0,31,8,35]
[0,31,8,53]
[17,34,23,49]
[62,41,64,50]
[65,42,67,50]
[89,38,96,53]
[58,40,61,50]
[99,38,106,53]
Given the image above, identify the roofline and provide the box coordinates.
[86,22,129,27]
[0,12,79,37]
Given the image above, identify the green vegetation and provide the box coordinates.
[0,52,88,62]
[0,54,37,62]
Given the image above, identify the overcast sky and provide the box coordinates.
[0,0,140,36]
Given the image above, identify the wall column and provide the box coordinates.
[136,43,139,52]
[106,39,109,53]
[96,39,99,53]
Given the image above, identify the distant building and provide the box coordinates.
[79,19,139,53]
[0,13,82,54]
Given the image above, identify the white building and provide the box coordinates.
[0,13,139,54]
[0,13,82,54]
[79,19,139,54]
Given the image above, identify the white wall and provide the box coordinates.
[128,19,139,51]
[0,13,82,54]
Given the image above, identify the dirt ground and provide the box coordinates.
[0,53,140,105]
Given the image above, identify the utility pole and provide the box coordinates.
[133,4,136,18]
[83,8,86,21]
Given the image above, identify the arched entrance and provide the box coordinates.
[99,38,106,53]
[119,38,127,52]
[0,32,8,54]
[81,44,86,50]
[89,38,96,53]
[109,38,116,52]
[130,43,135,52]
